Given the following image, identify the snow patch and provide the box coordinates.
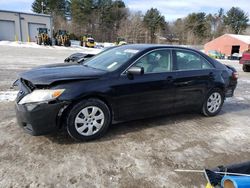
[0,41,102,54]
[0,91,18,102]
[239,79,250,84]
[226,96,246,103]
[100,42,115,47]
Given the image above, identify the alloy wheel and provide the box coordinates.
[74,106,105,136]
[207,92,222,113]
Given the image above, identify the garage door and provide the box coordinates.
[0,20,15,41]
[28,23,46,42]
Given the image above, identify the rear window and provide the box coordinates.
[175,50,214,70]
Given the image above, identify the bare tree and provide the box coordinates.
[118,11,147,43]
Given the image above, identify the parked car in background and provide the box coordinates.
[240,50,250,72]
[64,53,96,63]
[64,46,117,64]
[228,53,242,60]
[14,45,238,141]
[207,50,225,59]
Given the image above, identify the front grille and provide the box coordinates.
[16,79,36,103]
[21,79,36,91]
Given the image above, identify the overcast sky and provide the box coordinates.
[0,0,249,21]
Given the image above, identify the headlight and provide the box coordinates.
[18,89,65,105]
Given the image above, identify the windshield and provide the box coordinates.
[209,50,219,55]
[39,28,47,34]
[59,30,66,35]
[84,46,141,71]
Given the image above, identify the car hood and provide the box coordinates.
[19,63,106,85]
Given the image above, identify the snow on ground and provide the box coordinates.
[97,42,116,47]
[0,41,102,54]
[0,91,18,102]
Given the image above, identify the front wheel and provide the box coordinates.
[66,99,111,141]
[202,89,224,117]
[38,37,42,45]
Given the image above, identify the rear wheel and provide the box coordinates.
[202,89,224,117]
[66,99,111,141]
[243,65,250,72]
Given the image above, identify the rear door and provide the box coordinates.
[112,49,176,121]
[172,49,215,111]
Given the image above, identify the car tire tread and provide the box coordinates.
[66,98,111,141]
[202,88,224,117]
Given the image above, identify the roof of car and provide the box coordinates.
[120,44,199,51]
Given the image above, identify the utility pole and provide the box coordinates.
[41,1,44,14]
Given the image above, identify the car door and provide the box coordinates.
[112,49,176,121]
[172,49,215,111]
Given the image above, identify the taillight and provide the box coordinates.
[232,72,239,80]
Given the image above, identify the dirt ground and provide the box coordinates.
[0,45,250,188]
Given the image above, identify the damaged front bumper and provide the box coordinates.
[15,101,69,136]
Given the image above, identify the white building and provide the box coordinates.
[0,10,52,42]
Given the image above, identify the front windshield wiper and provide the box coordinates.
[83,64,89,67]
[83,64,105,71]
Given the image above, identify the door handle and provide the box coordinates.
[174,81,193,86]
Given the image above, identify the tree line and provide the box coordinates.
[32,0,250,44]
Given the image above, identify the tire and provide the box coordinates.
[38,38,42,45]
[202,88,224,117]
[66,99,111,141]
[65,40,71,47]
[49,39,52,46]
[243,65,250,72]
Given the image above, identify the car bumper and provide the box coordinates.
[225,83,237,97]
[240,60,250,65]
[15,101,68,136]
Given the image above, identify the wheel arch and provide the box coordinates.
[58,94,115,128]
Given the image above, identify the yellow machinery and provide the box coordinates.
[36,28,52,45]
[80,35,96,48]
[115,37,127,46]
[55,30,71,47]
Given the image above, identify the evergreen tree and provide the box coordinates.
[32,0,67,16]
[32,0,48,14]
[223,7,249,34]
[143,8,166,43]
[185,12,209,44]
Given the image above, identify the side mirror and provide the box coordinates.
[127,66,144,75]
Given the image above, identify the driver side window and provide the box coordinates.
[134,50,172,73]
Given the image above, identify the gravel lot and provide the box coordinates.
[0,44,250,188]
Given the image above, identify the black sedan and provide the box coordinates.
[14,45,238,141]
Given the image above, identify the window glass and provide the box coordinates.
[134,50,172,73]
[84,46,141,71]
[175,50,213,70]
